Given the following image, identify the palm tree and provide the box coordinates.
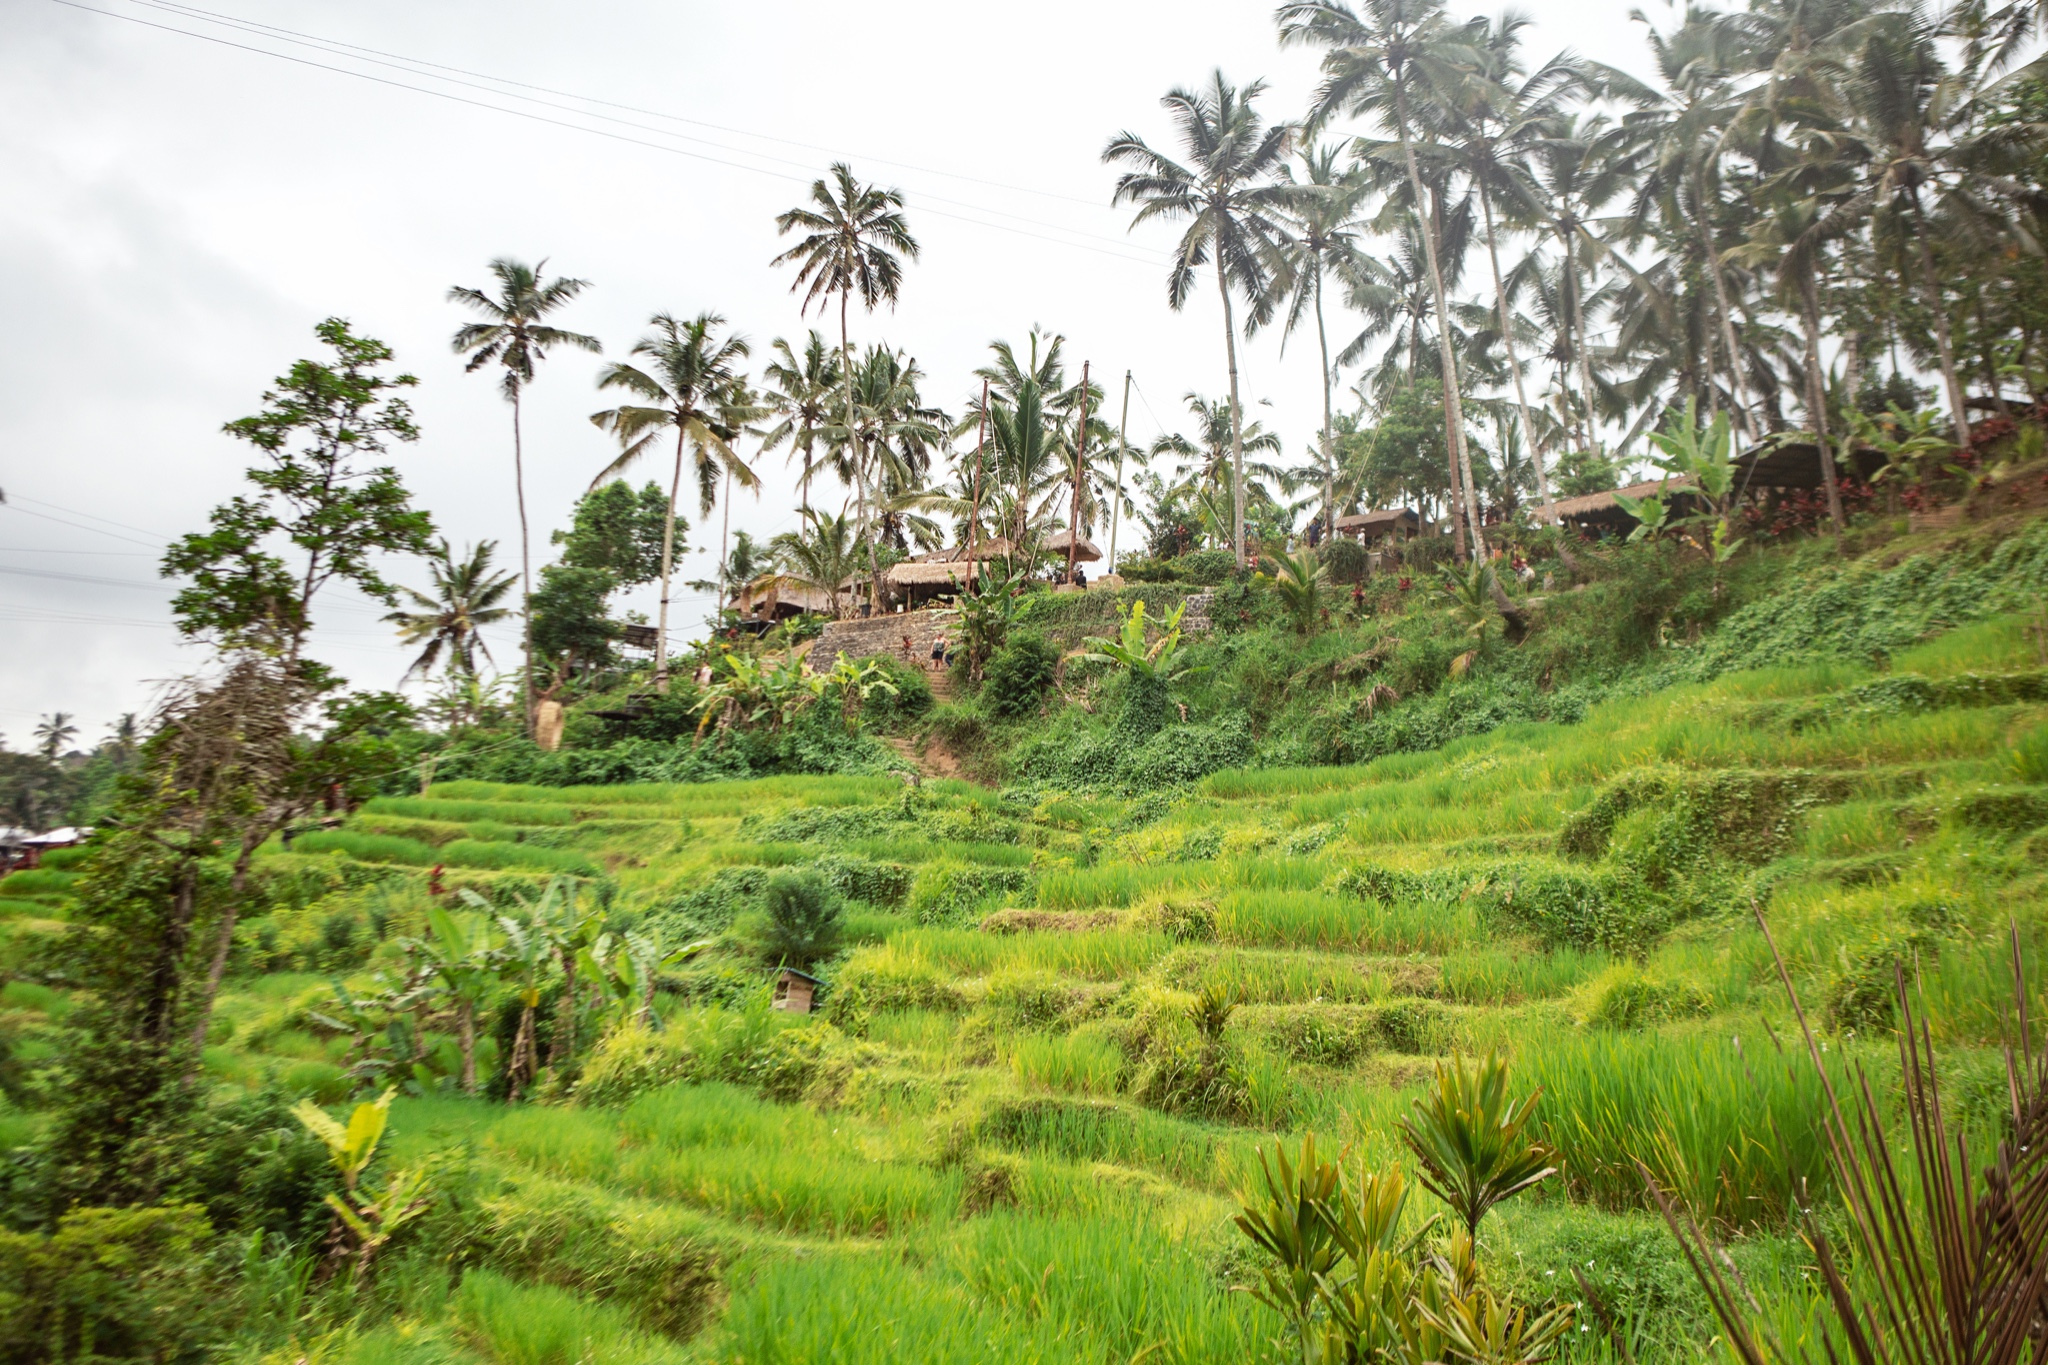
[1446,16,1580,510]
[447,259,600,732]
[33,713,77,762]
[770,506,865,620]
[1150,393,1289,505]
[1104,70,1295,567]
[1280,0,1491,559]
[759,332,844,512]
[772,163,921,612]
[1262,142,1375,539]
[588,313,759,692]
[384,540,517,682]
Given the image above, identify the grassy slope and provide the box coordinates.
[4,523,2046,1365]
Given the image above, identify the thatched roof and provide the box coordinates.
[732,575,836,616]
[1529,476,1699,523]
[1335,508,1420,536]
[886,560,978,587]
[1042,530,1102,562]
[1732,440,1886,489]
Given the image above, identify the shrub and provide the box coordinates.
[983,635,1061,719]
[907,861,1034,924]
[1322,537,1369,585]
[861,656,934,730]
[2010,725,2048,783]
[813,853,914,907]
[753,871,844,967]
[1579,966,1711,1030]
[0,1204,227,1364]
[1174,548,1237,585]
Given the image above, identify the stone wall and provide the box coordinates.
[1180,591,1214,633]
[815,608,959,665]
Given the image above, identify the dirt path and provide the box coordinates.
[882,733,974,784]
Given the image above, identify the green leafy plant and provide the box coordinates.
[815,651,898,733]
[1260,545,1329,635]
[1398,1052,1558,1237]
[755,869,844,967]
[291,1087,433,1279]
[982,634,1060,719]
[1081,599,1196,685]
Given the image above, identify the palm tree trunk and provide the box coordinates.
[1215,249,1248,568]
[1908,193,1973,447]
[841,291,882,613]
[1396,83,1486,561]
[1696,164,1755,443]
[1800,273,1846,532]
[1314,261,1337,542]
[1567,223,1597,458]
[719,466,733,611]
[655,425,683,694]
[513,389,535,734]
[1480,185,1551,510]
[458,997,477,1094]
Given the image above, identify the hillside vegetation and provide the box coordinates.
[4,514,2045,1363]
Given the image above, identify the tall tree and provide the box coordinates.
[1280,0,1492,559]
[33,712,77,762]
[773,163,921,612]
[1105,70,1295,567]
[448,260,600,731]
[760,331,845,512]
[1262,142,1375,538]
[770,506,865,620]
[589,313,759,691]
[384,540,517,682]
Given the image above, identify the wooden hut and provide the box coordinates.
[773,967,823,1014]
[1333,508,1422,546]
[1527,477,1703,535]
[732,575,838,622]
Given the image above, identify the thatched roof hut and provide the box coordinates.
[1334,508,1421,542]
[1528,477,1703,532]
[1041,530,1102,562]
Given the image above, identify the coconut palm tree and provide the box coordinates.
[772,163,920,611]
[1150,393,1289,505]
[384,540,517,683]
[1280,0,1492,559]
[33,713,77,762]
[1444,15,1582,510]
[1104,69,1295,567]
[759,332,844,513]
[588,313,759,692]
[1262,142,1375,538]
[770,506,866,620]
[447,259,600,732]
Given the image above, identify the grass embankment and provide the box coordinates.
[4,591,2039,1363]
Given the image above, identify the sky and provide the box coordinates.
[0,0,1666,749]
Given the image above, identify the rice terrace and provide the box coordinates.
[3,0,2048,1361]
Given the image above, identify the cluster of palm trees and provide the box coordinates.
[1105,0,2046,564]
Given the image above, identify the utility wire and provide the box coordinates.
[47,0,1166,267]
[139,0,1115,210]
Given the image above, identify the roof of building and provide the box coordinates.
[886,560,979,587]
[1528,476,1701,522]
[777,967,824,985]
[1731,439,1887,490]
[1041,530,1102,561]
[1335,508,1421,534]
[22,827,90,846]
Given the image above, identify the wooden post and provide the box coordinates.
[1109,370,1131,574]
[1068,362,1090,585]
[969,378,987,581]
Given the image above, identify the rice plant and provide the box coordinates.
[1007,1029,1124,1096]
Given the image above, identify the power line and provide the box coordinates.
[138,0,1116,211]
[48,0,1167,268]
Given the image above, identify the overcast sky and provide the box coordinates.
[0,0,1665,749]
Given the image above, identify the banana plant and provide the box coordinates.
[580,928,713,1031]
[532,877,600,1070]
[401,901,499,1093]
[494,909,556,1101]
[817,651,899,733]
[1081,599,1196,685]
[291,1088,433,1279]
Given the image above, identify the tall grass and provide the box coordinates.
[455,1269,687,1365]
[1441,947,1610,1004]
[441,839,601,876]
[851,836,1036,867]
[288,830,437,865]
[974,1096,1266,1191]
[1039,861,1211,909]
[365,795,578,825]
[884,927,1174,980]
[1155,947,1396,1005]
[1006,1029,1124,1096]
[490,1084,961,1234]
[1523,1030,1857,1229]
[1212,890,1366,950]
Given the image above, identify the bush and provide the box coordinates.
[906,860,1034,924]
[0,1204,227,1364]
[1322,537,1369,585]
[1173,548,1236,585]
[754,871,843,967]
[861,656,934,730]
[983,635,1061,719]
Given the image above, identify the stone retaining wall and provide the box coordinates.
[815,609,959,665]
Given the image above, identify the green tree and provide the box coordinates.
[1105,70,1294,568]
[1282,0,1491,560]
[448,260,601,731]
[769,506,865,620]
[774,163,922,612]
[754,870,844,968]
[589,312,759,690]
[32,713,76,762]
[383,540,516,682]
[163,318,433,665]
[760,331,845,512]
[553,480,686,587]
[528,565,622,688]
